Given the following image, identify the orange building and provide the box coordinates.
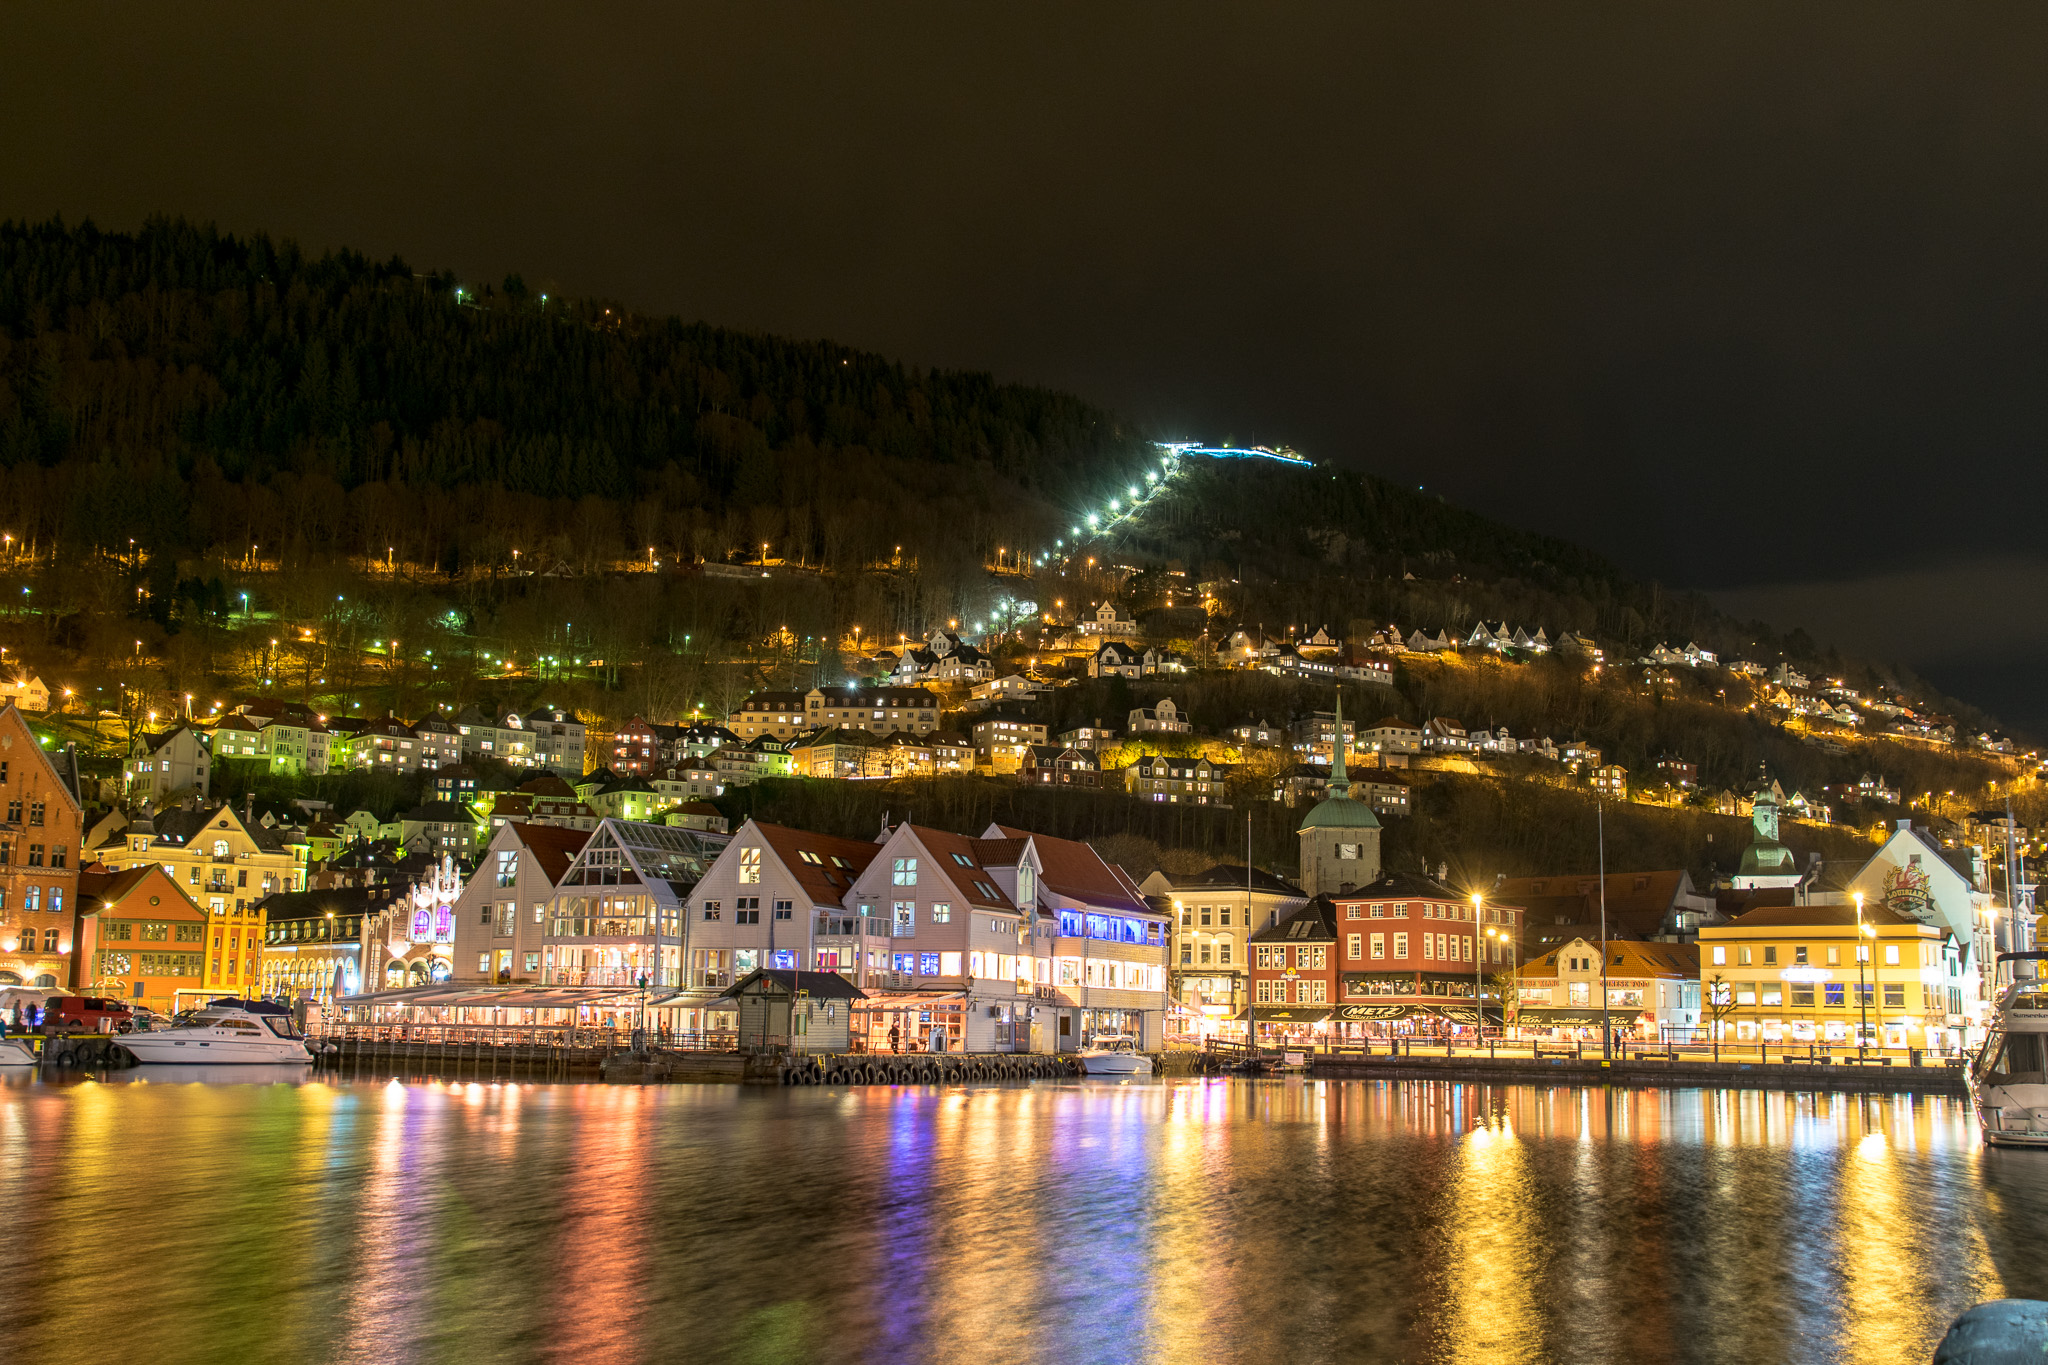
[74,866,211,1014]
[0,702,85,991]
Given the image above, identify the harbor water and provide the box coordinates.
[0,1071,2042,1365]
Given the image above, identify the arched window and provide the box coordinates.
[23,887,37,912]
[213,840,229,857]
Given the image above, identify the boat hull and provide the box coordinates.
[1077,1053,1154,1076]
[118,1035,312,1065]
[0,1038,36,1068]
[1976,1080,2048,1148]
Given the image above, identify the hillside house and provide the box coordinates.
[1128,698,1193,735]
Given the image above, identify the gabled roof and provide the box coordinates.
[747,821,883,909]
[1332,870,1463,902]
[987,824,1150,915]
[897,825,1017,911]
[718,968,867,1001]
[1723,902,1926,931]
[517,773,577,797]
[1249,896,1339,942]
[1151,864,1304,897]
[502,822,591,884]
[400,801,475,823]
[1524,938,1702,976]
[77,864,184,914]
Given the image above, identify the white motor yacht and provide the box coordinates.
[0,1036,35,1068]
[116,998,314,1066]
[1974,953,2048,1148]
[1076,1034,1154,1076]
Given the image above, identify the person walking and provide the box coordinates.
[888,1022,901,1054]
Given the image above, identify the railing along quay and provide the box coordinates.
[313,1023,737,1081]
[1184,1036,1971,1093]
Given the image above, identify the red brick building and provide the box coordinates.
[1248,871,1524,1040]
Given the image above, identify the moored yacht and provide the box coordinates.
[1974,953,2048,1148]
[0,1036,35,1068]
[1076,1034,1154,1076]
[116,999,314,1066]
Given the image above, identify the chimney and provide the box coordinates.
[1895,818,1911,832]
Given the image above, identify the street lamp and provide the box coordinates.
[1852,889,1874,1058]
[1471,892,1485,1042]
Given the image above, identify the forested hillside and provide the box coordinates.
[0,215,1150,575]
[0,214,2003,755]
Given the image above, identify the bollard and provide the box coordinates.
[1931,1299,2048,1364]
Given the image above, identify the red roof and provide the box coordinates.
[989,824,1150,914]
[904,826,1016,910]
[504,823,591,884]
[751,821,885,909]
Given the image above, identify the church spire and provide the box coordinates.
[1328,690,1350,798]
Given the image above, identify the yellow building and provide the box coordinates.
[89,803,294,1000]
[259,891,368,1003]
[1697,901,1958,1052]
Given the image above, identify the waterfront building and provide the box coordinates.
[363,854,467,987]
[448,822,590,984]
[538,818,730,992]
[73,865,210,1013]
[680,819,883,1002]
[1697,901,1959,1051]
[1511,937,1701,1040]
[1141,864,1306,1032]
[0,711,87,990]
[1322,871,1518,1037]
[1296,697,1381,897]
[1843,818,1997,1032]
[258,888,370,1002]
[718,968,867,1052]
[841,821,1169,1052]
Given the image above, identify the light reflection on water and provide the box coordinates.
[0,1073,2040,1365]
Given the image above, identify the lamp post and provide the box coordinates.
[1471,892,1485,1042]
[1854,890,1869,1057]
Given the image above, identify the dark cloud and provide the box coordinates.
[3,2,2045,718]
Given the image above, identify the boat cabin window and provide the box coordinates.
[260,1017,296,1037]
[1980,1031,2047,1085]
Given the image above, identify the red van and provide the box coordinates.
[42,996,133,1034]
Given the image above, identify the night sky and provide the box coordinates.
[5,5,2045,726]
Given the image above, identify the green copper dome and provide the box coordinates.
[1297,691,1381,830]
[1299,794,1382,830]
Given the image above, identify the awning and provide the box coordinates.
[338,985,643,1009]
[1515,1008,1608,1026]
[854,993,967,1010]
[1239,1007,1331,1023]
[644,989,738,1011]
[1332,1003,1427,1021]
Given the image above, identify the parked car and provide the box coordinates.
[42,996,134,1034]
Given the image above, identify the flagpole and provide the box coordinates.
[1599,798,1611,1061]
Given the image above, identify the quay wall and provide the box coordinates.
[1304,1051,1969,1094]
